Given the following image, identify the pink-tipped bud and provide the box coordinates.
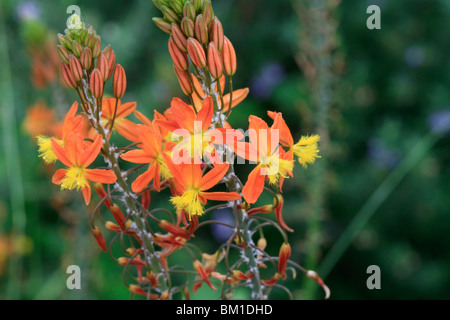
[169,37,189,71]
[90,68,103,98]
[113,64,127,99]
[80,47,93,70]
[210,17,224,52]
[92,226,107,252]
[277,242,291,280]
[57,45,70,64]
[171,23,188,52]
[69,55,83,82]
[194,14,208,44]
[187,37,206,68]
[152,17,172,34]
[181,17,195,38]
[173,64,193,95]
[97,53,109,81]
[222,36,237,76]
[61,63,77,89]
[207,42,223,79]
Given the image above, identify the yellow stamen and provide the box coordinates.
[61,166,89,190]
[155,154,173,180]
[292,135,321,168]
[170,187,204,217]
[37,136,62,164]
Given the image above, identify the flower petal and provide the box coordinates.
[52,169,67,185]
[81,134,103,167]
[242,165,266,204]
[82,185,91,205]
[85,169,117,184]
[131,163,157,193]
[51,138,72,167]
[200,163,229,191]
[202,191,241,201]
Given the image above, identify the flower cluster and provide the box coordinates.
[35,0,328,300]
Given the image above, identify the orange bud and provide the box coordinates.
[257,237,267,251]
[159,219,191,239]
[152,17,172,34]
[207,42,222,79]
[141,189,151,209]
[173,64,193,95]
[161,5,179,24]
[246,204,273,216]
[183,1,196,21]
[90,68,103,98]
[184,286,191,300]
[57,45,70,64]
[169,37,189,71]
[210,17,224,52]
[105,221,121,233]
[274,194,293,232]
[97,53,109,82]
[202,0,214,26]
[118,257,146,266]
[128,284,159,299]
[222,36,237,76]
[92,35,102,59]
[181,18,195,38]
[194,14,208,44]
[71,40,82,58]
[278,242,291,280]
[92,226,107,252]
[69,55,83,82]
[102,46,116,79]
[109,204,126,230]
[93,182,112,208]
[193,260,216,290]
[171,23,188,52]
[113,64,126,99]
[187,37,206,68]
[193,0,204,11]
[80,47,93,70]
[61,63,77,89]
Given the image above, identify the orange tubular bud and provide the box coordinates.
[183,1,196,21]
[202,0,214,26]
[92,226,107,252]
[187,38,206,68]
[109,204,126,230]
[257,237,267,251]
[222,36,237,76]
[90,68,103,98]
[274,194,293,232]
[210,17,224,52]
[152,17,172,34]
[246,204,273,216]
[128,284,159,299]
[69,55,83,82]
[113,64,127,99]
[141,189,151,209]
[57,45,70,64]
[80,47,93,70]
[278,242,291,280]
[159,219,191,239]
[207,42,223,79]
[194,14,208,44]
[169,37,189,71]
[92,35,102,59]
[171,23,188,52]
[97,53,109,82]
[103,46,116,80]
[118,257,146,266]
[93,182,112,208]
[181,18,195,38]
[105,221,121,233]
[173,64,193,95]
[61,63,77,89]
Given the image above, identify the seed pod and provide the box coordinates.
[90,68,104,98]
[71,40,83,57]
[187,38,206,69]
[57,45,70,64]
[173,64,193,95]
[202,0,214,26]
[210,17,224,52]
[169,37,189,71]
[171,23,188,52]
[152,17,172,34]
[92,35,102,59]
[97,53,109,82]
[181,17,195,38]
[207,42,222,79]
[61,63,77,89]
[113,64,127,99]
[222,36,236,76]
[161,5,179,24]
[69,55,83,82]
[80,47,93,70]
[194,14,208,44]
[183,1,196,20]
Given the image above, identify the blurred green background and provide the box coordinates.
[0,0,449,300]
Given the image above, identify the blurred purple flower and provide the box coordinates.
[428,108,450,135]
[368,138,402,169]
[210,208,235,244]
[16,1,41,22]
[404,46,425,68]
[250,62,285,99]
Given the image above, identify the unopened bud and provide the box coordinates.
[181,17,195,38]
[278,242,291,280]
[103,46,116,79]
[113,64,127,99]
[187,38,206,68]
[61,63,77,89]
[71,40,83,58]
[173,65,193,95]
[161,5,179,24]
[141,190,151,209]
[80,47,93,70]
[152,17,172,34]
[210,17,224,52]
[246,204,273,216]
[169,0,183,14]
[257,237,267,251]
[90,68,104,98]
[57,45,70,64]
[92,226,107,252]
[69,55,83,82]
[183,1,196,21]
[193,0,205,12]
[202,0,214,26]
[92,35,102,59]
[57,33,70,49]
[160,219,191,239]
[97,53,109,81]
[222,36,237,76]
[169,37,189,71]
[171,23,188,52]
[109,204,126,230]
[194,14,208,44]
[207,42,223,79]
[93,182,111,208]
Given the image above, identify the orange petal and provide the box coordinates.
[100,98,116,119]
[242,165,266,204]
[51,138,72,167]
[81,185,91,205]
[81,134,103,167]
[115,119,140,142]
[202,191,241,201]
[221,88,249,111]
[171,97,196,132]
[197,96,213,131]
[134,110,153,127]
[200,163,229,191]
[131,163,157,193]
[120,149,153,164]
[115,101,136,119]
[52,169,67,185]
[85,169,117,184]
[270,111,293,148]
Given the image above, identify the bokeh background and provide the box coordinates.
[1,0,449,300]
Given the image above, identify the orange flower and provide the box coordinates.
[101,98,138,141]
[234,115,294,204]
[51,133,117,205]
[120,123,172,193]
[165,157,241,218]
[23,101,57,137]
